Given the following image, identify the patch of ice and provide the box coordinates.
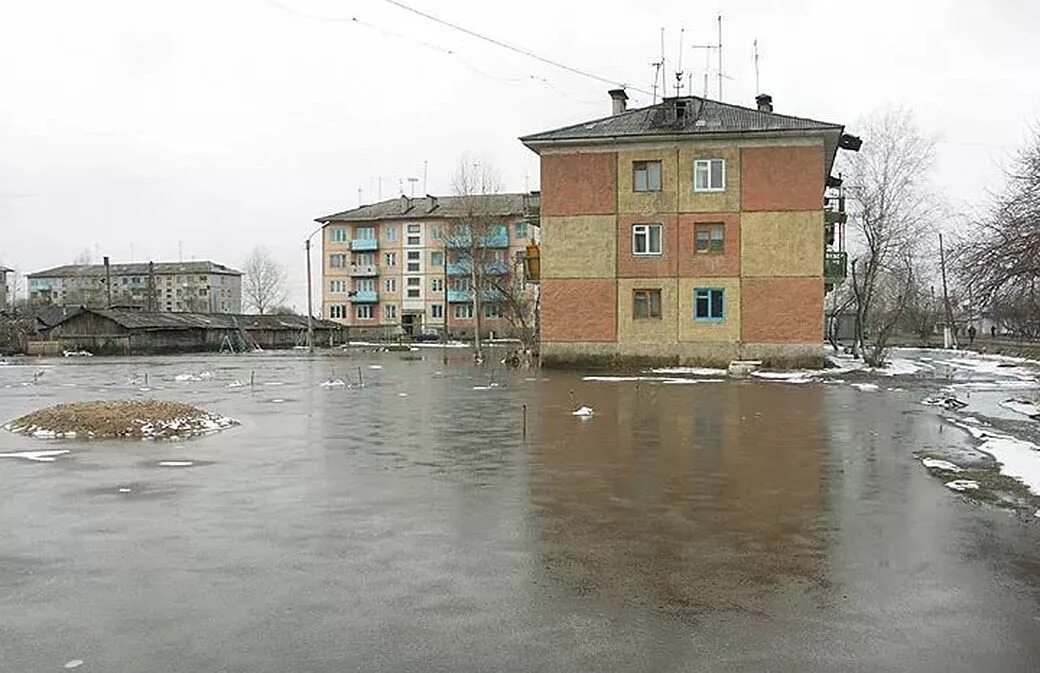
[945,479,980,492]
[922,457,964,473]
[118,487,132,493]
[0,450,70,462]
[472,383,502,390]
[320,379,346,388]
[948,380,1040,391]
[851,382,880,391]
[648,366,728,377]
[64,660,84,669]
[1000,398,1040,418]
[877,358,927,376]
[934,356,1038,381]
[271,399,285,403]
[158,460,194,467]
[921,395,967,410]
[397,392,408,397]
[572,406,595,417]
[368,365,383,370]
[63,350,92,357]
[659,378,725,384]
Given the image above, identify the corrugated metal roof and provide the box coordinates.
[520,96,842,146]
[317,192,540,223]
[28,261,243,279]
[56,308,341,331]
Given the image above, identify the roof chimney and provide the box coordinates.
[755,93,773,113]
[608,89,628,116]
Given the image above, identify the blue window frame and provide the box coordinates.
[694,288,725,321]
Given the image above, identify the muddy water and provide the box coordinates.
[1,351,1038,672]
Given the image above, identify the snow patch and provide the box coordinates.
[158,460,194,467]
[851,382,880,392]
[648,366,728,377]
[0,450,70,462]
[319,379,346,388]
[945,479,980,492]
[1000,398,1040,418]
[949,419,1040,494]
[922,457,964,473]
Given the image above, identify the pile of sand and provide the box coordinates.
[4,400,238,440]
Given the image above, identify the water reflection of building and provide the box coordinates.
[526,381,827,658]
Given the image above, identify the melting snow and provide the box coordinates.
[158,460,194,467]
[949,419,1040,495]
[319,379,346,388]
[922,457,964,473]
[851,383,881,392]
[648,366,728,377]
[945,479,980,492]
[751,371,815,383]
[64,660,84,669]
[1000,398,1040,418]
[0,450,70,462]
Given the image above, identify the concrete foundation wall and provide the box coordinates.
[542,340,822,369]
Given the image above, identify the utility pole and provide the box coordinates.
[939,233,956,349]
[305,238,314,352]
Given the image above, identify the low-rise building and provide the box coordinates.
[315,193,540,338]
[521,91,857,367]
[0,266,12,311]
[27,261,243,314]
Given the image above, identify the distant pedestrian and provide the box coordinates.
[991,325,997,339]
[968,325,977,345]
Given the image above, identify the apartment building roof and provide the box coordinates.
[0,266,13,273]
[520,95,842,148]
[28,261,243,279]
[317,192,540,223]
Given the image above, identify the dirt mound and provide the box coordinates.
[4,400,239,440]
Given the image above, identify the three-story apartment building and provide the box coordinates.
[521,91,857,367]
[316,193,540,338]
[27,261,243,313]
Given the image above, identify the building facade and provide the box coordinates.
[521,91,855,367]
[316,193,539,338]
[27,261,243,314]
[0,266,11,311]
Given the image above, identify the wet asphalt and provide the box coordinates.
[1,349,1039,672]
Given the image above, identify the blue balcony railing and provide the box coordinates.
[350,239,379,252]
[444,226,510,249]
[446,288,506,303]
[350,290,379,303]
[446,260,510,276]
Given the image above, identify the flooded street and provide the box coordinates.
[2,349,1040,672]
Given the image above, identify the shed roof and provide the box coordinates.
[54,308,342,332]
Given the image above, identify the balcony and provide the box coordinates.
[824,196,847,225]
[825,251,848,283]
[348,264,380,277]
[350,290,379,303]
[446,260,510,276]
[445,227,510,249]
[446,288,506,303]
[350,239,379,252]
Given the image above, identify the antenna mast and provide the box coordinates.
[674,27,685,97]
[753,38,760,94]
[717,15,723,101]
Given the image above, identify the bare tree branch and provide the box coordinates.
[242,247,288,315]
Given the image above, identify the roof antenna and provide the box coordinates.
[674,27,685,97]
[717,14,723,101]
[753,38,760,95]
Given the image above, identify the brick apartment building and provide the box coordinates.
[521,91,857,367]
[315,193,540,338]
[27,261,243,314]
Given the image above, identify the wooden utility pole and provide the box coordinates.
[103,256,112,308]
[939,233,956,348]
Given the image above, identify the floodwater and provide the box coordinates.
[1,348,1039,672]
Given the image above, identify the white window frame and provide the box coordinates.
[330,227,348,243]
[632,223,663,256]
[384,277,396,292]
[693,158,726,192]
[356,305,374,320]
[454,303,474,319]
[330,279,347,293]
[384,304,397,320]
[431,303,443,319]
[384,252,396,267]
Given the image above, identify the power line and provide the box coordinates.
[378,0,651,96]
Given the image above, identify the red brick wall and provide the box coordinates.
[741,146,825,212]
[616,215,678,278]
[677,213,740,277]
[741,277,824,343]
[540,152,617,216]
[541,279,616,342]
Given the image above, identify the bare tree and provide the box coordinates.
[841,106,937,366]
[242,247,288,315]
[488,261,539,367]
[954,126,1040,338]
[449,156,503,364]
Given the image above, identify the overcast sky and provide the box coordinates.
[2,0,1037,309]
